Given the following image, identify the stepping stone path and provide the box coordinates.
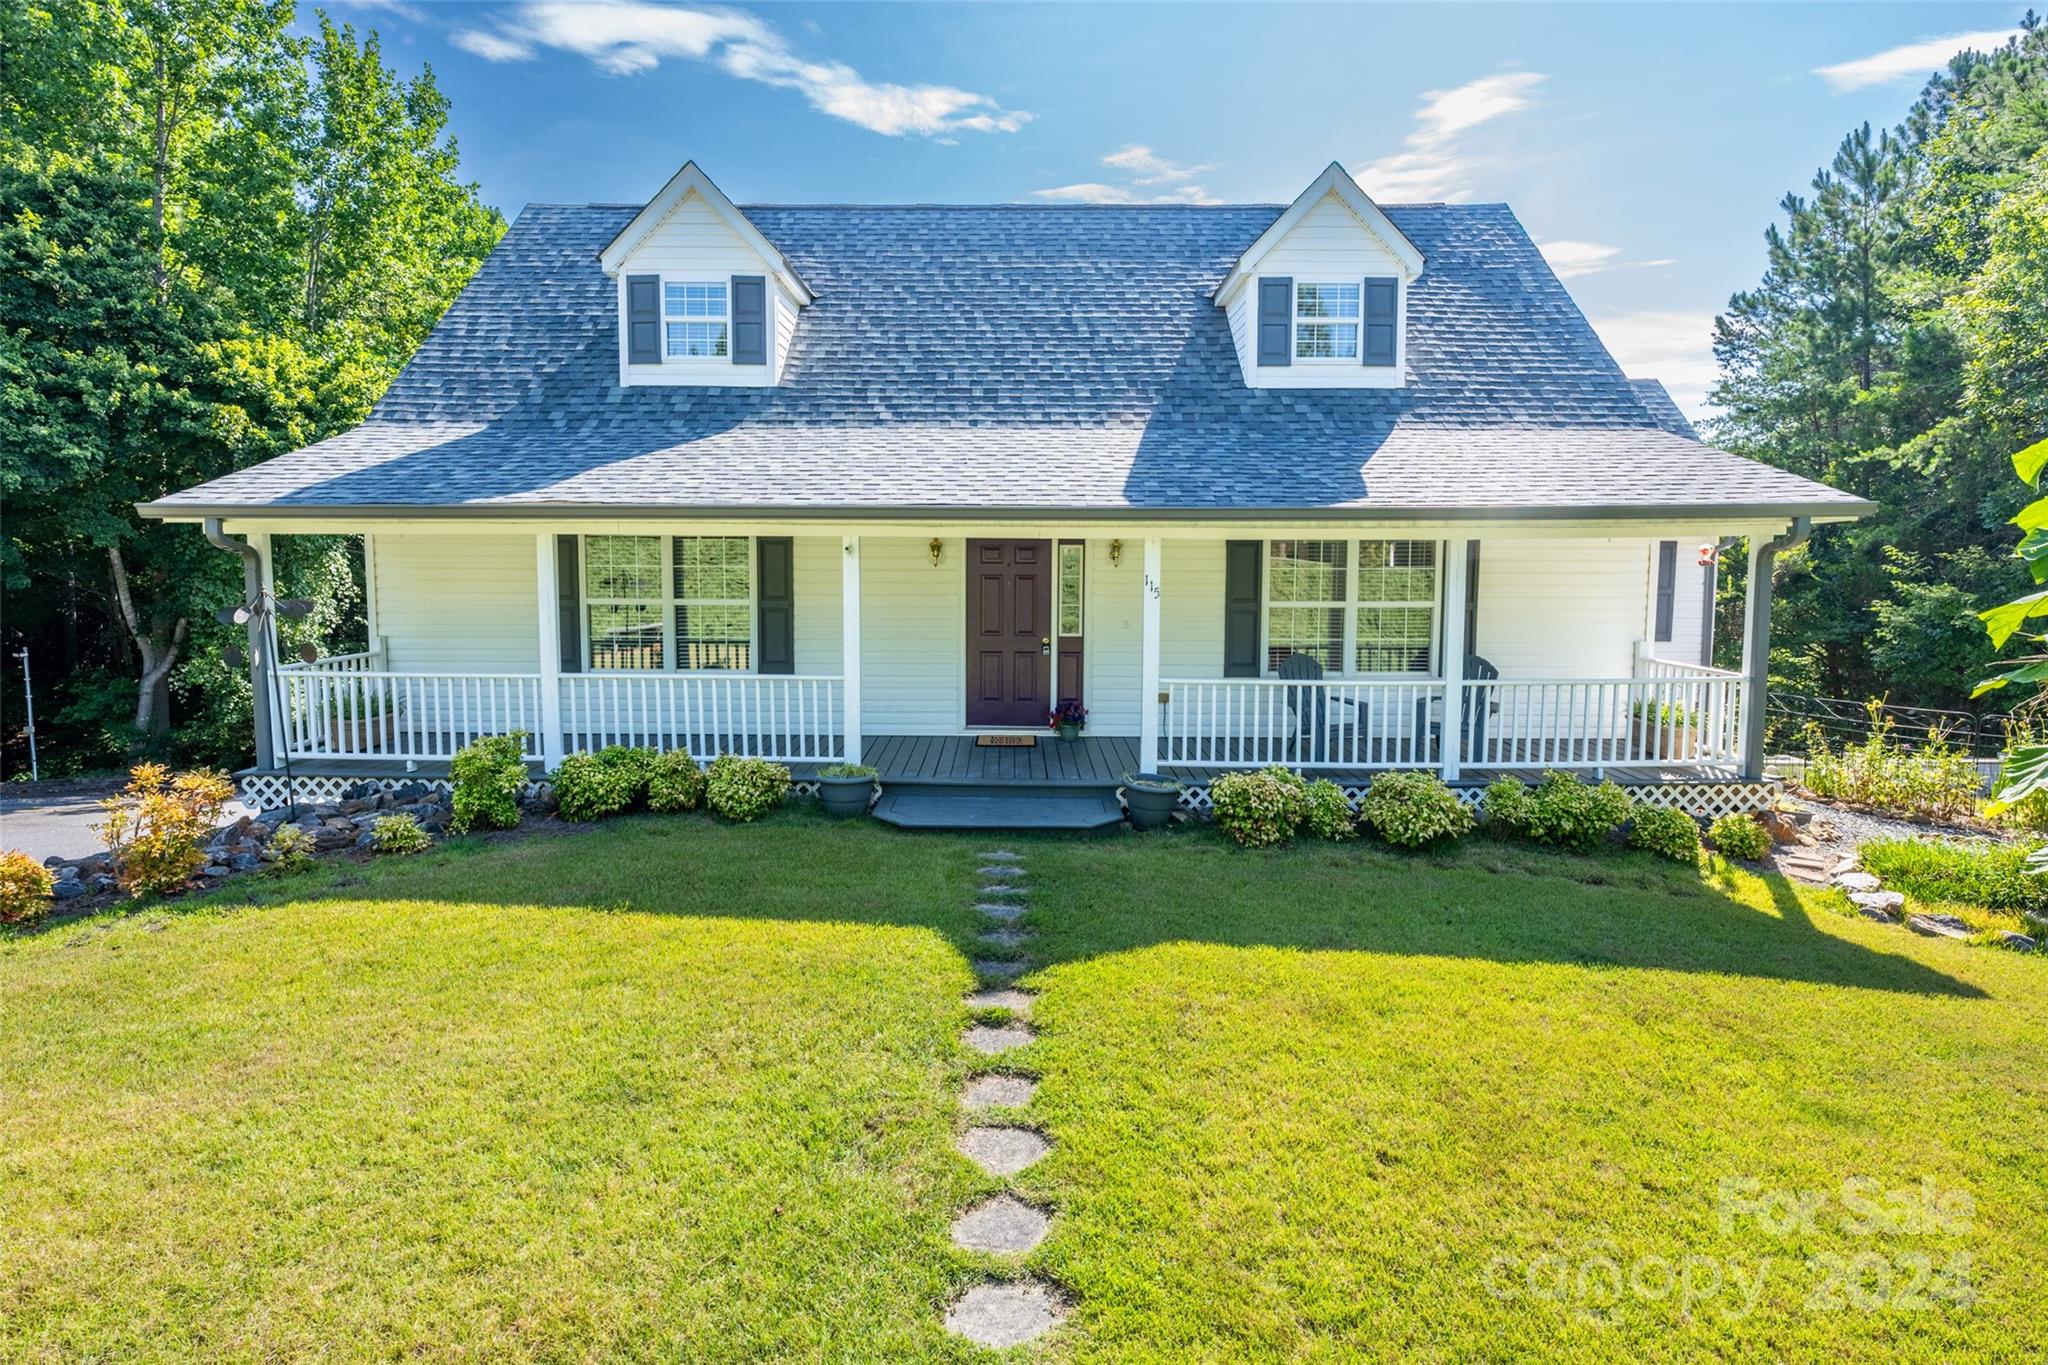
[943,848,1068,1349]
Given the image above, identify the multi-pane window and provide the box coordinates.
[582,534,753,670]
[585,535,665,670]
[1266,539,1440,675]
[1057,543,1084,636]
[664,281,729,359]
[674,536,751,670]
[1294,282,1361,360]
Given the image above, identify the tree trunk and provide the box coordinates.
[108,546,187,737]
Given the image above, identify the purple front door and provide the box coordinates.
[966,539,1051,727]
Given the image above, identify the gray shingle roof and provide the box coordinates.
[1628,378,1701,441]
[148,201,1867,519]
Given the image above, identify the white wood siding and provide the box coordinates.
[1160,540,1227,677]
[1225,192,1409,389]
[613,191,789,386]
[1473,538,1647,678]
[858,537,964,733]
[1081,540,1141,734]
[1663,551,1715,667]
[370,533,540,672]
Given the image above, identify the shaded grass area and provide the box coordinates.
[4,814,2045,1360]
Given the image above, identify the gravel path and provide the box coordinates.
[1794,797,2018,860]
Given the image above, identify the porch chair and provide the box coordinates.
[1277,652,1361,764]
[1414,654,1500,764]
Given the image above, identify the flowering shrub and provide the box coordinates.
[371,814,433,855]
[1,852,54,926]
[1628,806,1702,863]
[648,749,709,813]
[553,746,655,822]
[1708,812,1773,862]
[1301,779,1359,841]
[97,764,234,897]
[1799,710,1981,822]
[1360,771,1473,848]
[451,733,528,832]
[705,755,791,822]
[1208,766,1309,847]
[1047,700,1089,731]
[268,823,316,873]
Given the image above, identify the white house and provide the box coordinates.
[143,162,1869,826]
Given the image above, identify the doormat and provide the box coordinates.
[976,734,1037,747]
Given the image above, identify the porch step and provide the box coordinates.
[872,780,1124,831]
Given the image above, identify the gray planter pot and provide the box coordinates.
[1056,723,1081,742]
[1123,774,1180,831]
[818,774,876,818]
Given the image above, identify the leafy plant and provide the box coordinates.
[451,733,528,833]
[1208,767,1309,848]
[648,750,709,813]
[1490,772,1632,851]
[1860,837,2048,915]
[1046,700,1089,730]
[1978,435,2048,869]
[1,852,55,926]
[1480,777,1533,835]
[1123,772,1181,794]
[1359,771,1472,849]
[371,814,432,856]
[704,755,792,822]
[1708,813,1773,862]
[1628,806,1702,863]
[1301,780,1360,842]
[1630,700,1699,727]
[97,763,235,897]
[267,823,317,874]
[817,763,878,780]
[553,746,656,822]
[1799,706,1981,821]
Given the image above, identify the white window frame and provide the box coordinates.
[1260,538,1445,679]
[579,533,758,674]
[1292,281,1361,364]
[662,278,731,363]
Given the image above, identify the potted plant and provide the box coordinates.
[1047,700,1088,742]
[1122,772,1181,831]
[1629,699,1699,759]
[816,762,878,817]
[325,690,400,753]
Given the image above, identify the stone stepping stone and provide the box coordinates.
[964,1024,1035,1055]
[978,851,1022,863]
[1850,889,1905,921]
[966,987,1033,1015]
[943,1281,1065,1348]
[979,863,1027,878]
[1833,870,1882,893]
[958,1126,1050,1176]
[977,882,1027,897]
[962,1074,1038,1109]
[979,928,1028,950]
[951,1194,1051,1254]
[976,901,1026,921]
[1908,912,1971,941]
[1773,848,1834,886]
[974,959,1028,982]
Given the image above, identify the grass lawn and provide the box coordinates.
[3,812,2044,1361]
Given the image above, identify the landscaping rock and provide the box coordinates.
[1848,890,1905,922]
[343,781,382,801]
[950,1195,1051,1254]
[957,1126,1050,1177]
[391,781,430,801]
[1995,931,2039,951]
[1833,871,1882,893]
[1761,810,1803,845]
[964,1024,1035,1056]
[92,874,117,892]
[976,902,1026,921]
[1907,913,1972,941]
[229,853,262,873]
[962,1074,1037,1109]
[943,1282,1065,1348]
[51,877,87,900]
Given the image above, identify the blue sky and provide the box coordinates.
[333,1,2029,415]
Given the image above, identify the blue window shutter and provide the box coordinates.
[626,275,660,365]
[731,275,767,365]
[1654,541,1677,643]
[1224,541,1262,676]
[756,537,795,673]
[1257,277,1292,367]
[1362,277,1398,367]
[556,536,582,673]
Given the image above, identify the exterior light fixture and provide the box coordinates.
[929,537,944,567]
[1108,539,1123,568]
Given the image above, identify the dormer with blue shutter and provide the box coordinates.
[1213,162,1424,390]
[599,161,814,387]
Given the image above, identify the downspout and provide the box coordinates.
[1740,518,1811,781]
[203,517,275,769]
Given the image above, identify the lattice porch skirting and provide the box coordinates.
[237,772,821,812]
[1173,777,1779,820]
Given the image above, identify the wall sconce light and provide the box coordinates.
[928,536,944,567]
[1108,539,1124,568]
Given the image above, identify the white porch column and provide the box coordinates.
[842,535,862,765]
[1439,537,1471,780]
[1739,519,1810,781]
[534,534,564,768]
[252,532,287,765]
[1138,537,1162,773]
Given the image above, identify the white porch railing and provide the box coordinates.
[559,674,845,762]
[1158,679,1445,769]
[1467,673,1742,770]
[280,668,545,762]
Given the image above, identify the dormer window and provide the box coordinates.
[665,281,729,359]
[1294,283,1361,361]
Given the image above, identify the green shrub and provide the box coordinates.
[1708,812,1772,862]
[1301,779,1359,841]
[450,733,528,833]
[1628,806,1702,863]
[268,823,316,873]
[1360,771,1473,848]
[1799,708,1981,822]
[1860,837,2048,915]
[552,746,655,822]
[1480,776,1533,835]
[817,763,878,779]
[704,755,792,822]
[647,750,708,813]
[371,813,433,856]
[1208,766,1309,847]
[1511,772,1633,851]
[1,851,54,925]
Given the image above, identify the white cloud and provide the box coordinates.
[1814,28,2020,91]
[451,2,1031,137]
[1589,310,1719,416]
[1032,146,1222,204]
[1537,240,1678,280]
[1356,71,1544,202]
[1100,145,1218,185]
